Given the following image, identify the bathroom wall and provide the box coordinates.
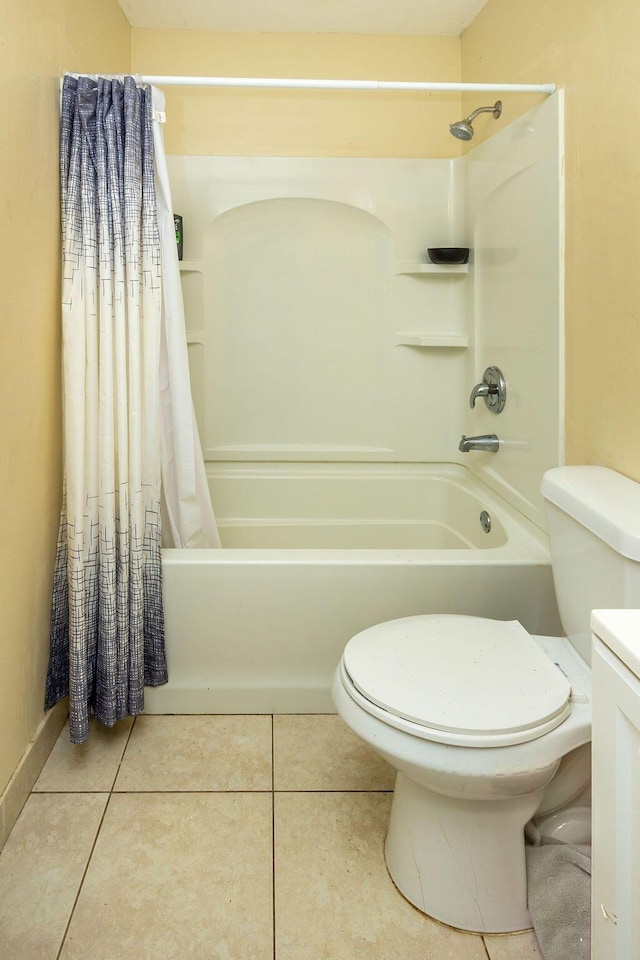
[131,29,462,158]
[0,0,130,800]
[460,0,640,481]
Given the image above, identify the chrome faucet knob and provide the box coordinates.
[469,382,493,407]
[469,366,506,413]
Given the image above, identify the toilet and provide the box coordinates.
[332,466,640,934]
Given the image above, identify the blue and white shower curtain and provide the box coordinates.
[47,75,220,742]
[45,76,168,743]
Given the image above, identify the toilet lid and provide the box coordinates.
[342,615,571,739]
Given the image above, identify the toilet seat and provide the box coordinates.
[342,615,572,748]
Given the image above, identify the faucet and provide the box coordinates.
[459,434,500,453]
[469,381,495,407]
[469,366,507,414]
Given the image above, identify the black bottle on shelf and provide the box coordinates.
[174,214,183,260]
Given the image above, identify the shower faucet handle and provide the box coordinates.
[469,382,493,405]
[469,366,506,414]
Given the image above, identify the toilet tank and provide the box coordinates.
[541,467,640,664]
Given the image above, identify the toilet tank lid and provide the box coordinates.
[541,466,640,561]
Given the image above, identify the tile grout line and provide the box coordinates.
[271,714,276,960]
[54,790,115,960]
[30,787,395,795]
[54,716,138,960]
[480,935,492,959]
[109,716,139,792]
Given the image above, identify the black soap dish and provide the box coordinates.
[427,247,470,265]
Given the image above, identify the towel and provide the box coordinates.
[526,842,591,960]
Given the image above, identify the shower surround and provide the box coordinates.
[146,95,563,713]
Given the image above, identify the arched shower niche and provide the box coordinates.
[173,155,470,470]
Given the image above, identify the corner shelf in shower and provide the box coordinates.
[178,260,204,273]
[394,262,469,276]
[395,333,469,348]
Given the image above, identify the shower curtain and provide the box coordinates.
[152,87,221,550]
[46,76,218,743]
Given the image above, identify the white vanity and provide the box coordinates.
[591,609,640,959]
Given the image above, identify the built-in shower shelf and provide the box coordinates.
[186,330,205,345]
[395,333,469,348]
[178,260,204,273]
[394,262,469,276]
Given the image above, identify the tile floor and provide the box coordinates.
[0,714,542,960]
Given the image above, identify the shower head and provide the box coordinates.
[449,119,475,141]
[449,100,502,141]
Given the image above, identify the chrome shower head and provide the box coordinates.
[449,100,502,141]
[449,119,475,141]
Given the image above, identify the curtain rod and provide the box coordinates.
[136,76,556,94]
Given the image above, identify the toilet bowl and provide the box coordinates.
[333,615,591,933]
[332,466,640,934]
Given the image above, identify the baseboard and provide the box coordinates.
[0,700,68,853]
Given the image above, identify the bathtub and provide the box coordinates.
[145,463,562,714]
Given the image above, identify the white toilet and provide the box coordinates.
[332,466,640,934]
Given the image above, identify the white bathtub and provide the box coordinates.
[145,463,562,714]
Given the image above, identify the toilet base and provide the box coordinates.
[534,804,592,846]
[385,773,544,933]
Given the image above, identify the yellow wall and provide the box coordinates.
[461,0,640,478]
[0,0,130,796]
[132,30,461,158]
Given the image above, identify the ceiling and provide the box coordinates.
[117,0,489,36]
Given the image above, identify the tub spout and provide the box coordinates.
[459,434,500,453]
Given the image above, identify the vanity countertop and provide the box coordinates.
[591,608,640,679]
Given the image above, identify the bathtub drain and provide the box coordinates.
[480,510,492,533]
